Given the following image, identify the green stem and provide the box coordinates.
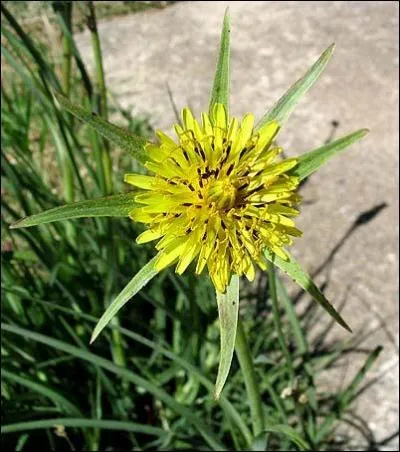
[267,261,295,383]
[53,2,75,247]
[87,0,112,195]
[235,319,264,437]
[60,3,73,97]
[86,2,125,373]
[57,1,74,203]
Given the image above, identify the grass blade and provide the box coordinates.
[291,129,369,181]
[340,346,383,409]
[2,323,225,450]
[14,294,252,446]
[209,9,230,116]
[267,262,294,381]
[257,44,335,129]
[214,275,239,400]
[314,346,383,444]
[52,2,93,99]
[90,257,159,344]
[235,319,264,437]
[1,4,60,90]
[53,92,147,164]
[2,369,82,417]
[253,425,310,450]
[264,249,352,333]
[10,193,138,229]
[1,418,166,436]
[276,276,308,355]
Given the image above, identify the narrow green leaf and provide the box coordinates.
[2,323,225,450]
[276,277,308,355]
[340,345,383,408]
[257,44,335,129]
[15,433,29,451]
[214,275,239,400]
[264,249,352,332]
[253,425,310,450]
[2,369,82,417]
[16,294,252,446]
[267,262,294,380]
[1,3,61,90]
[314,347,382,444]
[90,257,159,344]
[291,129,369,181]
[10,192,137,229]
[1,418,166,436]
[209,9,230,116]
[53,92,147,163]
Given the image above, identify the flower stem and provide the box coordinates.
[235,318,264,437]
[86,2,125,374]
[267,261,295,383]
[60,2,73,97]
[86,0,112,195]
[53,1,76,247]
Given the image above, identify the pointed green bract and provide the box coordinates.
[209,9,230,117]
[214,275,239,400]
[257,44,335,129]
[53,92,147,163]
[90,257,159,344]
[264,249,352,332]
[10,192,138,229]
[291,129,369,181]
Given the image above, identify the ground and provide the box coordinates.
[74,1,399,448]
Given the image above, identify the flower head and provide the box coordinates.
[125,103,302,293]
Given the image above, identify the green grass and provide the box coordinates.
[1,2,388,451]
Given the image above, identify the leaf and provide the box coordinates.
[257,44,335,129]
[291,129,369,181]
[90,257,159,344]
[214,275,239,400]
[2,369,82,417]
[264,249,352,332]
[1,4,60,90]
[209,9,230,116]
[315,346,382,444]
[9,192,138,229]
[18,294,252,446]
[1,418,166,437]
[275,277,308,355]
[339,345,382,408]
[53,92,147,163]
[252,425,310,451]
[2,322,225,450]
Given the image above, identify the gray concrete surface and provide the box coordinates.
[75,1,399,448]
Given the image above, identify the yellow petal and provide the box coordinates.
[176,236,201,274]
[136,229,163,244]
[255,120,279,152]
[154,240,186,271]
[124,174,156,189]
[182,107,195,131]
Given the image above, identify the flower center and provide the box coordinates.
[207,178,237,210]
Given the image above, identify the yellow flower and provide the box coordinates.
[124,103,302,293]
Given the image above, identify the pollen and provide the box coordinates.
[125,104,302,293]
